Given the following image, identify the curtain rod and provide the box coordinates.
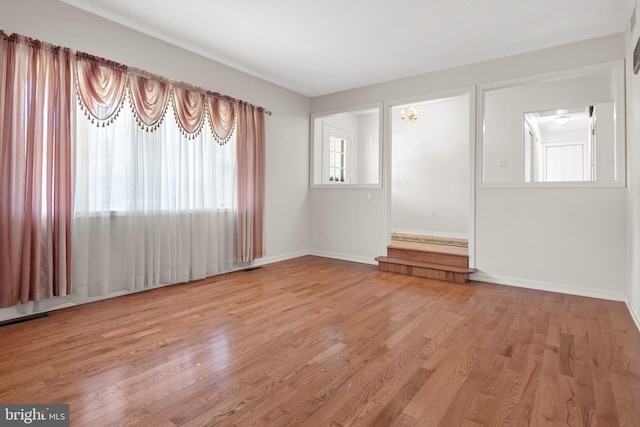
[0,31,272,116]
[127,65,272,116]
[77,51,273,116]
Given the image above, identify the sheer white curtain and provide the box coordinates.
[72,97,235,300]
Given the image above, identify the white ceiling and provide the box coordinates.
[62,0,633,97]
[526,109,591,139]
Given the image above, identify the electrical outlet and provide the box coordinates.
[431,209,437,217]
[497,158,508,168]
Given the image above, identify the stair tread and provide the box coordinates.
[387,242,469,257]
[375,256,477,274]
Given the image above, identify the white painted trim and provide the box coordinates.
[468,86,477,269]
[0,251,313,323]
[251,251,311,266]
[308,250,378,266]
[0,307,25,322]
[391,229,469,239]
[0,289,169,322]
[383,98,392,248]
[626,299,640,333]
[472,272,627,302]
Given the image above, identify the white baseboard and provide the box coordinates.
[392,229,468,240]
[472,272,628,302]
[0,291,140,322]
[0,307,22,322]
[0,251,312,323]
[6,254,635,334]
[308,250,378,266]
[251,250,311,266]
[626,299,640,333]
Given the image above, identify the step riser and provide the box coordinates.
[378,261,468,284]
[387,248,468,268]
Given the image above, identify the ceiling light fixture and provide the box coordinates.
[401,106,418,123]
[555,115,570,125]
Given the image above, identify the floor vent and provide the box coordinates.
[0,312,48,328]
[243,266,263,272]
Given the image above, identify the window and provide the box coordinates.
[1,30,266,308]
[310,104,382,188]
[478,60,625,187]
[73,98,236,215]
[325,125,351,183]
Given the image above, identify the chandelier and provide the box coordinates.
[401,106,418,123]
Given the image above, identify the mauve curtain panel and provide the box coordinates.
[0,33,73,308]
[235,102,265,263]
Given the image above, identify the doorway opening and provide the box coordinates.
[391,94,471,239]
[377,92,474,281]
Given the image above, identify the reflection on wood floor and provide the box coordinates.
[1,256,639,426]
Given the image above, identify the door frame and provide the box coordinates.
[382,86,477,268]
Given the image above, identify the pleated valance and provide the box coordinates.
[76,55,127,125]
[0,33,259,143]
[129,74,169,131]
[209,98,236,142]
[75,56,239,143]
[171,86,206,136]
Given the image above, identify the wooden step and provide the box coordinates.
[387,244,469,268]
[376,256,476,284]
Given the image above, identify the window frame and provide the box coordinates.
[476,60,626,188]
[310,103,383,189]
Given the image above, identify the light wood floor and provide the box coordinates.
[1,256,639,426]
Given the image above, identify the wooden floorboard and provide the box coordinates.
[1,255,639,426]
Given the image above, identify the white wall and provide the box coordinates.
[311,34,628,299]
[309,189,386,264]
[391,95,469,238]
[356,112,379,184]
[626,5,640,329]
[595,103,616,182]
[0,0,310,319]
